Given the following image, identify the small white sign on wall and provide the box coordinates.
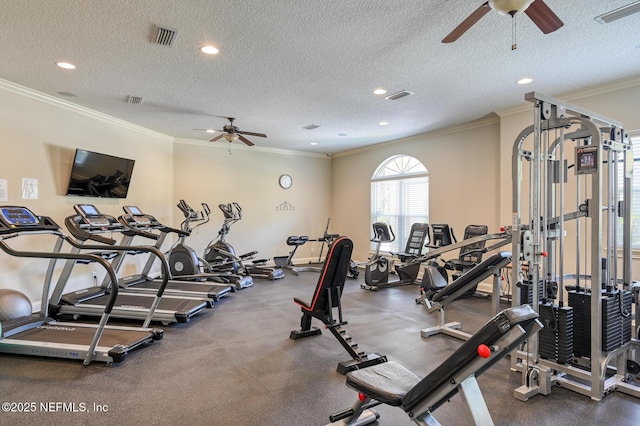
[22,178,39,200]
[0,179,7,202]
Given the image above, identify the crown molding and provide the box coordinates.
[0,77,174,141]
[174,137,329,158]
[333,114,500,158]
[494,75,640,118]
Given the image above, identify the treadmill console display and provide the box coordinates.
[0,207,39,227]
[124,206,142,215]
[74,204,111,227]
[123,206,151,225]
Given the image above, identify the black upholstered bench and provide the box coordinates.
[418,251,512,340]
[328,304,542,425]
[290,236,387,374]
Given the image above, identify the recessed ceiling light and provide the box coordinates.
[373,88,387,95]
[517,77,533,85]
[379,121,389,126]
[200,45,219,55]
[56,62,76,70]
[310,142,318,146]
[206,129,216,133]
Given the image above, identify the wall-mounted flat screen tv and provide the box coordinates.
[65,149,135,198]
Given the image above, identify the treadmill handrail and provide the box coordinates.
[119,213,189,237]
[62,234,171,300]
[63,215,172,327]
[64,216,118,244]
[0,237,121,314]
[0,236,124,365]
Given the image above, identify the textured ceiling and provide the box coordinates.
[0,0,639,154]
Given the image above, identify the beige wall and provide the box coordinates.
[172,140,331,262]
[496,82,640,282]
[331,118,501,263]
[2,76,639,309]
[0,80,174,304]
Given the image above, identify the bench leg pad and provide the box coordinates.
[290,327,322,340]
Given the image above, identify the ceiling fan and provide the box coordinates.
[442,0,564,48]
[207,117,267,146]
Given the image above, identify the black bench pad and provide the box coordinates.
[346,361,420,406]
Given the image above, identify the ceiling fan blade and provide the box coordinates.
[238,130,267,138]
[209,134,225,142]
[238,135,255,146]
[524,0,564,34]
[442,2,491,43]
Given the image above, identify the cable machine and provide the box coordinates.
[510,92,639,401]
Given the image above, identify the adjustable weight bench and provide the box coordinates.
[328,304,542,426]
[290,236,387,374]
[417,252,511,340]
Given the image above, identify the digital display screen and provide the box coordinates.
[0,207,38,226]
[79,204,99,216]
[127,206,142,215]
[575,147,598,175]
[65,149,135,198]
[580,152,595,168]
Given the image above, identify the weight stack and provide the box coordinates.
[621,290,633,345]
[519,279,544,306]
[538,302,573,364]
[567,289,632,358]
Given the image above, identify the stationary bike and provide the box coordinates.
[362,222,423,290]
[204,202,284,280]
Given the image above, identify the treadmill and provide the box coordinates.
[110,205,233,301]
[0,206,163,365]
[48,204,208,325]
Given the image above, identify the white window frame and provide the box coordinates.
[621,132,640,251]
[370,155,429,253]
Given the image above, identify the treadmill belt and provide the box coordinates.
[85,293,203,313]
[10,325,152,347]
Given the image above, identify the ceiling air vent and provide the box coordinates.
[151,24,178,46]
[127,95,144,105]
[303,124,319,130]
[595,1,640,24]
[384,90,414,101]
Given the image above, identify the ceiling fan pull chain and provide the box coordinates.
[511,13,517,50]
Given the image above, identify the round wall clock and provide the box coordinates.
[279,174,292,189]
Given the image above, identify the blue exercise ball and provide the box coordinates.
[0,289,33,322]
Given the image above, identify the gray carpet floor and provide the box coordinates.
[1,270,639,426]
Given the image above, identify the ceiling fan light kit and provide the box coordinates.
[207,117,267,147]
[442,0,563,47]
[223,133,239,142]
[488,0,534,15]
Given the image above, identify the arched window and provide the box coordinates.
[371,155,429,252]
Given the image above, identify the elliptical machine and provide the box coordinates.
[169,200,253,289]
[204,202,284,280]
